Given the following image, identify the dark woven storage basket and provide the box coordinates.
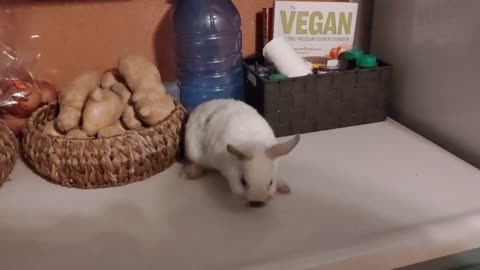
[245,59,392,136]
[22,100,186,189]
[0,120,18,187]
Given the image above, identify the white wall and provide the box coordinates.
[371,0,480,168]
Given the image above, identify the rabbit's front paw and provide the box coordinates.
[183,163,205,180]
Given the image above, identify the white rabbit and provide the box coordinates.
[184,99,300,208]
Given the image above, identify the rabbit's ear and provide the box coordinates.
[227,144,252,161]
[266,134,300,159]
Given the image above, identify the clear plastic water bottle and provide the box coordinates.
[173,0,245,112]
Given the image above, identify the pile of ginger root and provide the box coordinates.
[43,55,175,139]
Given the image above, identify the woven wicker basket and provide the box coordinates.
[0,120,18,187]
[22,100,186,189]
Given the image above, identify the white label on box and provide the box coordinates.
[273,1,358,59]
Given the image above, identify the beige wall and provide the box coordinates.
[1,0,346,87]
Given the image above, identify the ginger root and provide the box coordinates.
[118,55,166,95]
[100,71,121,90]
[43,120,63,136]
[118,55,174,125]
[121,104,142,130]
[110,83,131,104]
[47,55,174,141]
[136,95,174,125]
[66,129,89,139]
[97,121,126,138]
[56,71,100,133]
[81,88,126,136]
[101,72,143,129]
[112,82,143,129]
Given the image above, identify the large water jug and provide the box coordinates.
[173,0,245,112]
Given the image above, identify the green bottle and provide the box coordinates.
[356,54,378,68]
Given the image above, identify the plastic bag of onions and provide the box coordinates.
[0,45,59,136]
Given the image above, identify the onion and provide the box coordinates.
[1,67,43,117]
[36,80,59,104]
[2,113,28,136]
[1,82,42,118]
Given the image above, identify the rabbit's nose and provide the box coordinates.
[248,201,265,208]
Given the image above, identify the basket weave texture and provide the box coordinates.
[22,101,186,189]
[244,59,392,137]
[0,120,18,187]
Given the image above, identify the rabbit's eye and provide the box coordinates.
[240,177,248,189]
[268,180,273,188]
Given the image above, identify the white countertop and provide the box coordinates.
[1,119,480,270]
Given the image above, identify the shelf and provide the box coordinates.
[1,118,480,270]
